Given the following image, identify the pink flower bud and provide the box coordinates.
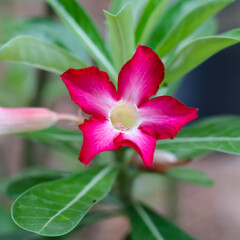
[0,107,58,135]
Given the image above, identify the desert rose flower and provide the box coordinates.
[0,107,82,135]
[61,45,198,167]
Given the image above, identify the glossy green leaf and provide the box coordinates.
[164,29,240,84]
[129,204,194,240]
[157,115,240,155]
[6,168,68,200]
[135,0,168,44]
[155,0,233,58]
[104,4,135,71]
[46,0,117,81]
[0,36,86,73]
[166,167,214,186]
[12,166,117,236]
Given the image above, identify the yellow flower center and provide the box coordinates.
[110,103,139,131]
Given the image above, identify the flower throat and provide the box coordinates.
[110,103,139,131]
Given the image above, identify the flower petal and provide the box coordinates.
[114,130,157,167]
[79,117,121,166]
[139,96,198,140]
[61,66,117,117]
[117,45,164,106]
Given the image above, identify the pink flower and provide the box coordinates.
[61,45,198,167]
[0,107,83,135]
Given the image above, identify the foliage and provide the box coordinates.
[0,0,239,239]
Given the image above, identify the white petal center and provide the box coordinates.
[110,102,139,132]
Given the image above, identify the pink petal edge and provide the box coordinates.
[139,96,198,140]
[114,129,157,167]
[79,117,121,167]
[117,45,165,106]
[60,66,117,118]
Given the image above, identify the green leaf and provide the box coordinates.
[46,0,117,81]
[104,3,135,71]
[171,149,210,160]
[164,29,240,83]
[149,0,214,49]
[0,36,86,73]
[148,0,193,48]
[6,168,68,200]
[166,167,214,186]
[5,18,91,64]
[129,204,195,240]
[164,18,218,66]
[135,0,168,44]
[110,0,147,24]
[155,0,233,58]
[12,166,118,236]
[157,115,240,155]
[148,1,216,50]
[20,127,82,143]
[20,127,82,155]
[181,18,218,46]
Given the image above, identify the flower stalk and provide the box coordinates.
[115,148,132,206]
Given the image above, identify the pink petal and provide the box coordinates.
[60,67,117,117]
[139,96,198,140]
[79,117,121,166]
[117,45,164,106]
[114,130,157,167]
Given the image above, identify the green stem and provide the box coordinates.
[115,148,132,206]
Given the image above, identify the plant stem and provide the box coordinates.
[115,148,132,206]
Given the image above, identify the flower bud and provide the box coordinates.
[0,107,58,135]
[153,150,177,164]
[131,150,189,173]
